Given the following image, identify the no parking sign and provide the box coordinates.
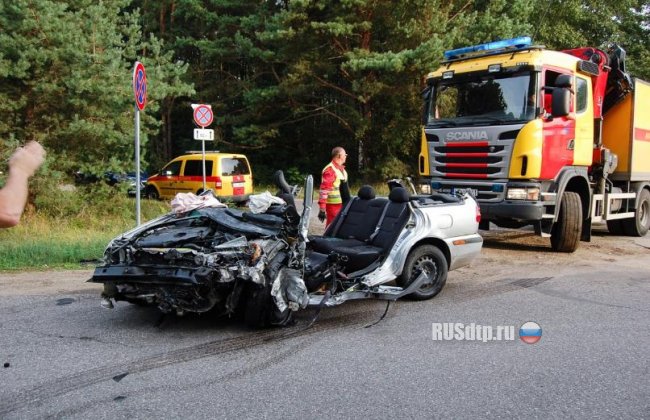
[132,61,147,226]
[133,62,147,111]
[192,104,214,128]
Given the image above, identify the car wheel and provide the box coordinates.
[397,245,448,301]
[146,186,160,200]
[244,284,292,329]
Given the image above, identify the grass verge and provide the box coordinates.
[0,191,169,271]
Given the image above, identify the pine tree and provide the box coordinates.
[0,0,193,181]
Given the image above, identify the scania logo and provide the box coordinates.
[445,131,488,141]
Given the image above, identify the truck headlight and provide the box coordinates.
[506,187,540,201]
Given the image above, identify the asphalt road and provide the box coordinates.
[1,227,649,419]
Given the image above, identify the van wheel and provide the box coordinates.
[622,189,650,236]
[551,191,582,252]
[146,186,160,200]
[397,245,448,300]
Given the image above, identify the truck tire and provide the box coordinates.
[550,191,582,252]
[622,188,650,237]
[397,245,448,300]
[606,219,624,235]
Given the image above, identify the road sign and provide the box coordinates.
[194,129,215,141]
[133,62,147,111]
[192,104,214,128]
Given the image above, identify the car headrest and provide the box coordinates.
[389,187,409,203]
[358,185,376,200]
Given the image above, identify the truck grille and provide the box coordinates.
[428,129,519,180]
[432,142,506,179]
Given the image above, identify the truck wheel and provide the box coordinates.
[622,189,650,236]
[606,219,624,235]
[550,191,582,252]
[244,285,292,329]
[146,186,160,200]
[397,245,448,300]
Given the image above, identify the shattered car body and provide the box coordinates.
[91,172,483,327]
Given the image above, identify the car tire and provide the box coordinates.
[146,186,160,200]
[622,188,650,237]
[397,245,448,301]
[550,191,582,252]
[244,284,292,329]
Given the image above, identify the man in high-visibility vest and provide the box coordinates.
[318,146,350,226]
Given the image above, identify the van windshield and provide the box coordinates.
[221,158,250,176]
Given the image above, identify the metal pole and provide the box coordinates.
[135,106,141,226]
[201,138,206,192]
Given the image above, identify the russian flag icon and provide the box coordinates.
[519,321,542,344]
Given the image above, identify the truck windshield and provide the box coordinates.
[428,72,536,126]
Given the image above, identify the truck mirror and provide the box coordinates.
[555,74,573,88]
[551,88,571,117]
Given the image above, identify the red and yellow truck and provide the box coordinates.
[418,37,650,252]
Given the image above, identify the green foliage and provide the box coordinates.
[0,0,193,179]
[532,0,650,80]
[1,0,649,212]
[283,166,308,186]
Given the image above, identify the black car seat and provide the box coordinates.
[310,186,387,254]
[329,187,411,273]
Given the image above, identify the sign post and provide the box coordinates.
[191,104,215,192]
[133,61,147,226]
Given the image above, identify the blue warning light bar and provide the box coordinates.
[443,36,533,61]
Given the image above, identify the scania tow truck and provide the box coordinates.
[418,36,650,252]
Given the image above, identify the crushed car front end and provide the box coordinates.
[90,197,306,326]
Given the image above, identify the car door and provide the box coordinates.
[156,160,182,199]
[179,159,214,194]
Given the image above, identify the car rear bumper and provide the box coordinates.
[446,233,483,270]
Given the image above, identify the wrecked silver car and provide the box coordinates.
[91,172,482,327]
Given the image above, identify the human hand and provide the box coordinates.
[9,141,46,177]
[318,209,326,223]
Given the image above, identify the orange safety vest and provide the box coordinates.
[322,162,348,205]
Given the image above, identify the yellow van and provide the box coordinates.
[145,152,253,203]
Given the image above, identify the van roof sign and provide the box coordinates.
[443,36,533,61]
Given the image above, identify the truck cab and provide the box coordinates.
[419,37,650,251]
